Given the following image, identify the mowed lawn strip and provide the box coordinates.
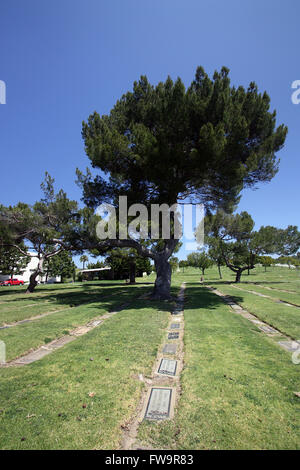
[0,282,140,325]
[232,283,300,307]
[0,285,152,361]
[210,283,300,339]
[188,264,300,290]
[137,285,300,450]
[0,298,170,449]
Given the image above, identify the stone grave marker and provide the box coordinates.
[258,325,278,334]
[158,358,177,376]
[278,340,300,352]
[168,332,179,340]
[162,343,177,354]
[145,388,172,420]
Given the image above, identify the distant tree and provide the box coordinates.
[207,239,225,279]
[135,255,152,277]
[204,211,281,282]
[187,251,213,275]
[258,255,274,272]
[179,260,189,273]
[80,255,89,270]
[0,243,30,279]
[276,255,299,268]
[87,260,105,270]
[277,226,300,268]
[105,248,151,283]
[77,66,287,299]
[0,173,78,293]
[45,251,76,283]
[169,256,179,273]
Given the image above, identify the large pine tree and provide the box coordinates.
[78,66,287,299]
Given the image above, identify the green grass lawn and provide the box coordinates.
[0,297,171,449]
[0,281,142,325]
[0,283,152,361]
[137,283,300,450]
[0,268,299,449]
[228,282,300,307]
[177,266,300,338]
[208,284,300,339]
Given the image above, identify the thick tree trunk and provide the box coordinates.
[202,267,205,275]
[235,269,242,283]
[26,272,39,293]
[26,258,43,293]
[151,257,172,300]
[218,264,222,279]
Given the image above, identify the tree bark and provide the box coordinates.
[151,257,172,299]
[26,272,39,293]
[26,257,44,293]
[218,263,222,279]
[235,269,242,283]
[129,261,136,284]
[93,238,177,299]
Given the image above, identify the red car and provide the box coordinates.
[0,278,24,286]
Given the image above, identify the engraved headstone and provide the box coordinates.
[162,343,177,354]
[145,388,172,420]
[170,323,180,329]
[158,358,177,376]
[168,332,179,340]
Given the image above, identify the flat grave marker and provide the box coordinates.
[162,343,177,354]
[278,340,300,352]
[170,323,180,329]
[258,325,278,335]
[145,388,172,420]
[168,332,179,340]
[158,358,177,376]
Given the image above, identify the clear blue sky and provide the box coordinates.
[1,0,299,263]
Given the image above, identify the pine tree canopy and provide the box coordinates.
[80,66,287,212]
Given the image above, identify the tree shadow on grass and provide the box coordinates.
[0,280,154,299]
[183,283,244,311]
[0,283,153,309]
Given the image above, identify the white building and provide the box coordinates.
[0,252,61,284]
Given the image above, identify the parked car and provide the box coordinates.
[0,278,24,286]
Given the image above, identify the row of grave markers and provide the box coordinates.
[144,287,185,421]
